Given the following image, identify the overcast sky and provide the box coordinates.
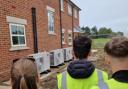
[71,0,128,36]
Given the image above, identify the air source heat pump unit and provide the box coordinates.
[63,48,68,62]
[28,52,50,74]
[63,47,73,61]
[50,50,59,67]
[57,49,64,65]
[50,49,64,67]
[66,47,73,61]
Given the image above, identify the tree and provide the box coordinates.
[91,26,98,35]
[116,31,124,36]
[98,27,112,34]
[106,28,112,34]
[81,26,91,36]
[112,32,117,36]
[98,27,107,34]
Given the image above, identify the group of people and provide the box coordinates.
[10,36,128,89]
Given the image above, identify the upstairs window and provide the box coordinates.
[10,23,26,47]
[61,0,64,11]
[48,10,54,34]
[74,9,78,18]
[68,4,72,15]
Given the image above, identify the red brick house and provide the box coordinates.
[0,0,81,81]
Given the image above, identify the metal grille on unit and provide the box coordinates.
[28,52,50,73]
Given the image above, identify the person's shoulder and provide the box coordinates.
[57,71,66,76]
[57,72,62,79]
[95,68,107,74]
[95,68,109,80]
[57,71,66,79]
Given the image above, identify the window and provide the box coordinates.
[48,10,54,34]
[74,9,78,18]
[10,23,26,47]
[62,29,65,44]
[68,4,72,15]
[68,30,72,45]
[61,0,64,11]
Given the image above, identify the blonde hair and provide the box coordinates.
[11,58,39,89]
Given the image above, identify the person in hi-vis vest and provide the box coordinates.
[91,37,128,89]
[57,36,108,89]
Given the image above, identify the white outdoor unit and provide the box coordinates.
[66,47,73,61]
[63,48,68,61]
[50,49,64,67]
[57,49,64,65]
[50,50,59,67]
[63,47,73,61]
[28,52,50,74]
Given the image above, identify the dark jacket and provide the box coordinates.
[67,59,95,79]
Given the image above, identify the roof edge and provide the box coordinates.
[69,0,81,11]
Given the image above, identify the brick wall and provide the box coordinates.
[43,0,61,51]
[0,0,34,81]
[0,0,80,81]
[61,0,80,47]
[73,8,80,38]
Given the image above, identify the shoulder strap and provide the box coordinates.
[61,71,67,89]
[56,76,58,89]
[97,69,109,89]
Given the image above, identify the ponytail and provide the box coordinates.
[20,77,28,89]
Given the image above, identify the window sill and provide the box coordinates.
[48,32,56,36]
[68,13,72,17]
[9,46,30,51]
[74,17,78,19]
[68,43,72,46]
[62,42,66,45]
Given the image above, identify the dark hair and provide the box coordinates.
[73,36,92,59]
[104,37,128,58]
[11,58,38,89]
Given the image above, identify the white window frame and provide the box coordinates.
[62,29,66,44]
[61,0,64,11]
[74,9,78,18]
[68,4,72,16]
[9,23,27,47]
[68,30,73,45]
[47,10,55,35]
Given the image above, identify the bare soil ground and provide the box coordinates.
[92,49,112,76]
[40,49,112,89]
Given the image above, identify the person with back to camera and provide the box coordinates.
[57,36,108,89]
[91,37,128,89]
[11,57,42,89]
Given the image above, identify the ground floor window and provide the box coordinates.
[62,29,66,44]
[48,10,54,34]
[68,30,73,45]
[9,23,26,47]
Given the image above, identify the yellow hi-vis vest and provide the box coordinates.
[57,69,108,89]
[91,79,128,89]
